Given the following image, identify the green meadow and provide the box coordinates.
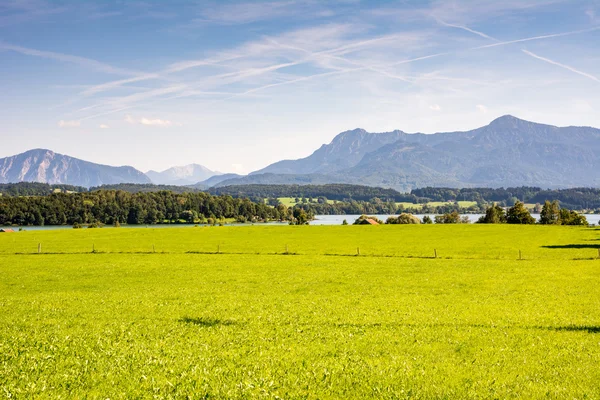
[1,225,599,398]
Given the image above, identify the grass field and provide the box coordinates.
[1,225,599,398]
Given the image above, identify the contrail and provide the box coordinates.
[473,26,600,50]
[522,49,600,83]
[434,17,499,41]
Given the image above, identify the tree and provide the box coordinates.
[292,208,309,225]
[422,215,433,224]
[506,201,536,224]
[559,209,588,225]
[539,200,560,225]
[478,203,506,224]
[342,219,348,225]
[386,213,420,224]
[434,211,462,224]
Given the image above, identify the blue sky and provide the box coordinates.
[1,0,599,173]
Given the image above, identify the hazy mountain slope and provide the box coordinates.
[146,164,220,185]
[0,149,150,187]
[251,128,411,175]
[196,173,244,188]
[245,116,600,191]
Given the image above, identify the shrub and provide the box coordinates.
[386,213,421,224]
[434,211,461,224]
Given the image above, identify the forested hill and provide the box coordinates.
[413,187,600,210]
[208,184,415,202]
[89,183,203,194]
[0,182,86,197]
[0,190,289,226]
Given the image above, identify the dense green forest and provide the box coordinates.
[2,183,600,226]
[208,184,414,202]
[0,182,86,197]
[412,187,600,210]
[89,183,202,194]
[0,191,293,226]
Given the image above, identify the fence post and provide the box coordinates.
[92,243,95,253]
[434,249,437,259]
[217,244,220,254]
[153,244,155,253]
[285,244,289,254]
[38,243,41,254]
[357,247,360,256]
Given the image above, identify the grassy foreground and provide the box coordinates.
[1,225,599,398]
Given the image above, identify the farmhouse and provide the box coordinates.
[359,218,379,225]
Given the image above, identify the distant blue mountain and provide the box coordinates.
[0,149,150,188]
[219,116,600,190]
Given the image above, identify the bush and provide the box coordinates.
[73,222,82,229]
[386,213,421,224]
[422,216,433,224]
[559,209,588,225]
[434,211,461,224]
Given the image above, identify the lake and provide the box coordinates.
[8,213,600,230]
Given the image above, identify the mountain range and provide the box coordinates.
[217,115,600,190]
[0,149,150,187]
[146,164,221,186]
[2,116,600,190]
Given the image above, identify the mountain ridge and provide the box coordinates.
[224,115,600,190]
[0,149,150,188]
[146,164,221,186]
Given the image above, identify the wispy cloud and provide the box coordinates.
[476,104,489,113]
[0,42,140,76]
[58,120,80,128]
[433,17,498,41]
[522,50,600,83]
[194,1,337,25]
[472,26,600,50]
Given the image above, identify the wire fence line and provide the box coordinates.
[2,245,599,261]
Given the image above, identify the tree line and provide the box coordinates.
[0,190,300,226]
[353,201,588,226]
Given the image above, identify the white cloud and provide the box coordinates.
[99,124,110,129]
[476,104,488,113]
[58,120,81,128]
[125,114,176,127]
[429,104,441,111]
[140,118,172,127]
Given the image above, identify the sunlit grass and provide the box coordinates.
[1,225,599,398]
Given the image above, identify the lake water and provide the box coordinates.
[311,214,600,226]
[8,213,599,231]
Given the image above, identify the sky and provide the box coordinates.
[1,0,599,174]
